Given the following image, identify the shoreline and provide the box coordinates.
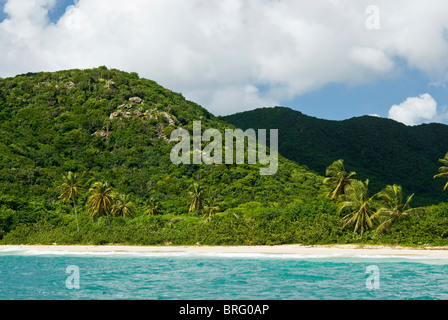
[2,244,448,257]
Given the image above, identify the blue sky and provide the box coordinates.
[47,0,74,23]
[0,1,7,22]
[285,68,448,121]
[0,0,74,23]
[0,0,448,125]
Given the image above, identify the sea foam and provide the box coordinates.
[1,247,448,264]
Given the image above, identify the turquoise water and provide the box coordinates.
[1,248,448,300]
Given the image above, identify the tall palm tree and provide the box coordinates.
[58,171,84,233]
[112,193,135,218]
[188,182,204,213]
[372,184,415,234]
[434,152,448,191]
[338,179,374,235]
[323,159,357,200]
[86,181,114,227]
[145,197,163,216]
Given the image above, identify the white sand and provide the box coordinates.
[2,244,448,257]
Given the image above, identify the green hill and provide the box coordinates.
[223,106,448,206]
[0,67,336,245]
[2,68,448,247]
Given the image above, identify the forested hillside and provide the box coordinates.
[224,107,448,206]
[1,68,448,246]
[0,67,332,244]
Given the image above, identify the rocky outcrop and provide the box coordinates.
[91,130,110,140]
[129,97,143,104]
[107,103,179,141]
[109,112,119,120]
[161,112,177,126]
[118,104,133,109]
[133,110,143,117]
[66,81,75,89]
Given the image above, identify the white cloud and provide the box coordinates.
[206,85,277,115]
[349,47,394,74]
[388,93,448,126]
[0,0,448,115]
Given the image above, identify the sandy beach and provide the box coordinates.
[2,244,448,258]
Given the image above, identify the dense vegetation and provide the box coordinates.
[0,68,447,247]
[223,106,448,206]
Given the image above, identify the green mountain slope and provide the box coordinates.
[0,68,334,244]
[223,106,448,206]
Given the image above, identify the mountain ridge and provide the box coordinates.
[223,106,448,206]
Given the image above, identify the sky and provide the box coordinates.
[0,0,448,125]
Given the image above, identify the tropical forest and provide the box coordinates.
[0,67,447,246]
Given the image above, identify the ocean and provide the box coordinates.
[1,247,448,300]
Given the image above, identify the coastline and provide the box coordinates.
[2,244,448,257]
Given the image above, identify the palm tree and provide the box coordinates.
[434,152,448,191]
[338,179,374,235]
[203,194,220,222]
[145,197,163,216]
[323,159,357,200]
[86,181,115,227]
[188,182,204,213]
[58,171,84,233]
[372,185,416,234]
[112,193,135,218]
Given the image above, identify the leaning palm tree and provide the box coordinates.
[86,181,115,227]
[58,171,84,233]
[371,184,415,234]
[338,179,374,235]
[188,182,204,213]
[145,197,163,216]
[323,159,357,200]
[434,152,448,191]
[112,193,135,218]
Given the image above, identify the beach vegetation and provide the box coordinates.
[338,179,374,235]
[0,68,447,248]
[323,159,357,200]
[371,184,418,234]
[86,181,115,227]
[434,152,448,192]
[145,197,163,216]
[57,171,85,233]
